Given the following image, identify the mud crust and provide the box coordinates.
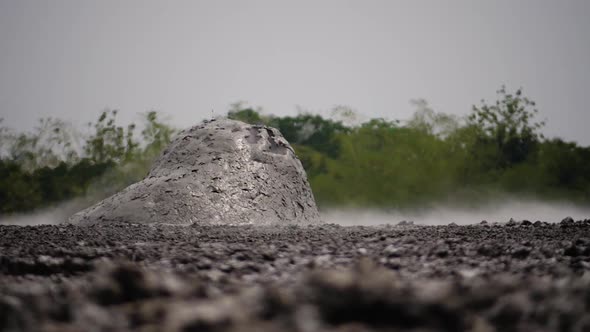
[68,119,321,226]
[1,221,590,331]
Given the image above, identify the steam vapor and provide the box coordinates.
[2,198,589,226]
[323,199,590,226]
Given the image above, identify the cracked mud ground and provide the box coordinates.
[1,220,590,332]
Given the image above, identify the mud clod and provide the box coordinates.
[68,119,320,226]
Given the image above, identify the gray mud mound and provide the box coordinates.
[68,118,321,225]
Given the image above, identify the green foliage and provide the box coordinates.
[1,86,589,217]
[536,139,590,196]
[227,102,268,125]
[228,103,349,157]
[0,110,175,215]
[468,86,545,168]
[267,114,348,158]
[407,99,459,137]
[84,110,139,164]
[141,111,175,159]
[1,118,82,171]
[312,120,464,207]
[226,88,587,208]
[89,111,177,195]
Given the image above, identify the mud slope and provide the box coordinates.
[68,119,320,226]
[1,220,590,331]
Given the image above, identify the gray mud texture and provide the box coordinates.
[2,219,590,331]
[68,118,320,226]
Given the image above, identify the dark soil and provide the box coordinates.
[1,219,590,331]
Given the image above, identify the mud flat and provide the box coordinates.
[1,220,590,331]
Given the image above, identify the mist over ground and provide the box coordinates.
[2,197,589,226]
[323,199,590,226]
[0,198,88,226]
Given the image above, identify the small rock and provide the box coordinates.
[521,220,532,226]
[511,247,531,259]
[564,245,582,257]
[167,300,234,332]
[261,250,276,261]
[0,296,34,331]
[478,244,502,258]
[561,216,575,225]
[383,245,402,257]
[91,262,186,305]
[305,261,405,327]
[435,248,449,258]
[488,294,530,328]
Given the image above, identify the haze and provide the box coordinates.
[1,1,589,145]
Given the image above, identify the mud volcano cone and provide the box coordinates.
[69,119,321,225]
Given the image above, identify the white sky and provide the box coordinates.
[1,0,589,144]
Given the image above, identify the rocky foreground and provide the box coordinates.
[1,219,590,332]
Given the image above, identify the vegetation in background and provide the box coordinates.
[0,110,175,214]
[1,87,589,216]
[230,87,590,208]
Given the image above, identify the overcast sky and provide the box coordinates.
[1,1,589,144]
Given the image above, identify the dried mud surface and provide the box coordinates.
[69,119,320,226]
[1,220,590,332]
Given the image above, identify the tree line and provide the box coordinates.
[1,87,589,216]
[0,110,174,214]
